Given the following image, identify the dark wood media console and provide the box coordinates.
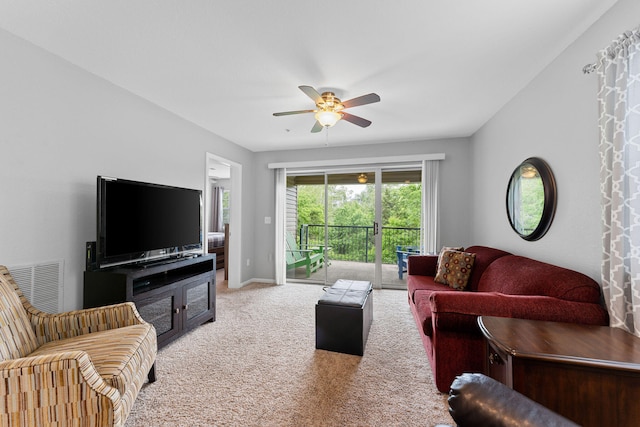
[84,254,216,348]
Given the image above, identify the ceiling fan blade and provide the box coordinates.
[342,112,372,128]
[273,109,315,116]
[299,85,323,104]
[311,121,324,133]
[342,93,381,109]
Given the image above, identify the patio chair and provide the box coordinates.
[286,233,324,277]
[396,245,421,279]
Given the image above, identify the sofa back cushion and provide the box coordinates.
[0,268,39,360]
[477,255,602,303]
[464,246,512,292]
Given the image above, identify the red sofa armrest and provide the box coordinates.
[430,292,609,332]
[407,255,438,277]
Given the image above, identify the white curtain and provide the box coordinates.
[597,26,640,335]
[421,160,439,254]
[275,168,286,285]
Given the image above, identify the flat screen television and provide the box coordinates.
[96,176,203,268]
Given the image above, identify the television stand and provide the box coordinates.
[84,254,216,348]
[138,257,181,269]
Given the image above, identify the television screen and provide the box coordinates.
[97,176,202,268]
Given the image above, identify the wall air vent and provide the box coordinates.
[8,260,64,313]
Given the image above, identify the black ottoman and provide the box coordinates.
[315,279,373,356]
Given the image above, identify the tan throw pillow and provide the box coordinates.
[440,246,464,253]
[434,250,476,290]
[436,246,464,272]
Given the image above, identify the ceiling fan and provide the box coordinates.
[273,85,381,133]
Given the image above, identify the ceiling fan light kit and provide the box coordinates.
[274,85,380,133]
[315,110,342,127]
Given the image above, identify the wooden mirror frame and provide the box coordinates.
[505,157,557,241]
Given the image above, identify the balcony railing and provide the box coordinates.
[299,224,420,264]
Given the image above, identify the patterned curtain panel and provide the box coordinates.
[597,26,640,335]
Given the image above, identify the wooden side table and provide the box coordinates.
[478,316,640,427]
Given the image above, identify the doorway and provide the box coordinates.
[206,153,242,289]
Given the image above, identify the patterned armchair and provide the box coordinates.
[0,266,157,427]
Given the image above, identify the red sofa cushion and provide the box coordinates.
[430,291,610,332]
[407,255,440,304]
[406,272,448,302]
[407,254,438,277]
[463,246,512,291]
[477,255,602,303]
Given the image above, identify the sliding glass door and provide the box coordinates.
[379,170,422,288]
[285,167,422,289]
[324,170,378,285]
[285,173,326,282]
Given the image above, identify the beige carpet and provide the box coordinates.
[125,280,453,427]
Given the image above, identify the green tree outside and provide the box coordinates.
[296,183,422,264]
[518,177,544,233]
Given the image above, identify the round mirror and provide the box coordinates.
[506,157,556,241]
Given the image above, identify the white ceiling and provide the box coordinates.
[0,1,617,152]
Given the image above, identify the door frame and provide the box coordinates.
[273,153,444,288]
[205,153,242,289]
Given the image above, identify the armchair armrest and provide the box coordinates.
[31,302,148,344]
[430,292,609,332]
[407,255,438,276]
[0,351,122,426]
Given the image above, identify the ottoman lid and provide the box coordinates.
[318,280,372,307]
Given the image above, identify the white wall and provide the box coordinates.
[3,0,636,306]
[470,0,640,281]
[252,138,472,280]
[0,29,255,310]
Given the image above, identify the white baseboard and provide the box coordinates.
[233,277,276,288]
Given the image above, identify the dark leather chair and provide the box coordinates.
[446,373,579,427]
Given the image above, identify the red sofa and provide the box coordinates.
[407,245,609,393]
